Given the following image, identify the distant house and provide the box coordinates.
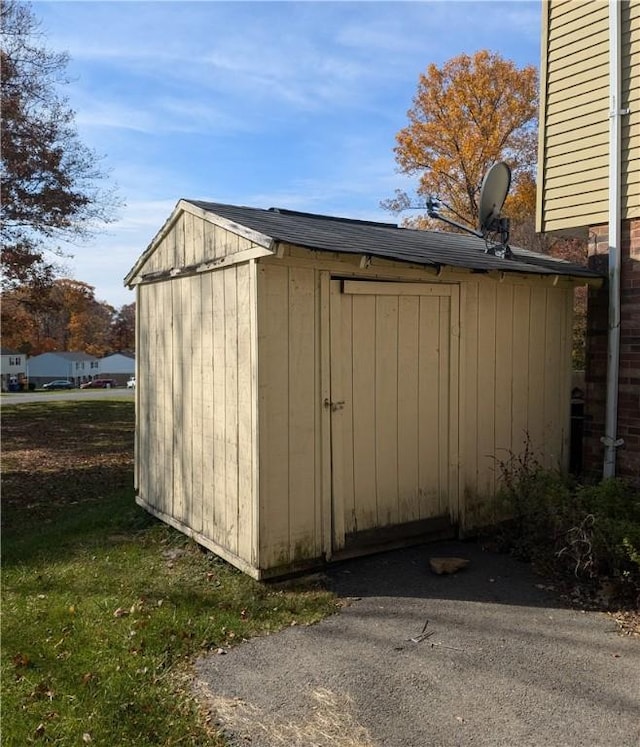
[28,351,99,388]
[124,199,601,578]
[98,352,135,385]
[537,0,639,482]
[1,348,27,391]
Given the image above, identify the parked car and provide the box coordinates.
[127,376,136,389]
[80,378,116,389]
[42,380,73,390]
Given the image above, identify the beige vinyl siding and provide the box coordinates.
[539,0,640,232]
[538,0,610,233]
[622,0,640,218]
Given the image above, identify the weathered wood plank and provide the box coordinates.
[494,284,514,459]
[351,294,377,531]
[258,264,290,566]
[224,267,239,556]
[236,263,254,563]
[510,286,532,459]
[287,266,317,561]
[417,295,441,517]
[375,295,399,528]
[211,269,227,549]
[476,283,497,496]
[527,288,547,457]
[397,295,420,523]
[329,280,346,550]
[201,271,215,543]
[437,295,451,515]
[190,274,204,536]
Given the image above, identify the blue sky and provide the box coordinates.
[34,0,541,308]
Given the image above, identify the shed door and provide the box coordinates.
[329,280,459,552]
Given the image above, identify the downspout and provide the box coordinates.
[602,0,624,478]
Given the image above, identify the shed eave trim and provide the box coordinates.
[181,200,274,249]
[133,244,276,285]
[124,201,185,287]
[123,199,276,288]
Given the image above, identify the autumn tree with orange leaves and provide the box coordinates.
[1,279,134,357]
[383,50,538,233]
[385,50,588,367]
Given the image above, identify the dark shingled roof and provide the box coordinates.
[186,200,601,280]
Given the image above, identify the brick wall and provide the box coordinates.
[584,218,640,483]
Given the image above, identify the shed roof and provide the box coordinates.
[126,200,603,285]
[188,201,601,279]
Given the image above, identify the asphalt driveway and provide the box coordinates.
[194,540,640,747]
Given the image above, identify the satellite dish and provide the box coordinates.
[426,160,513,258]
[478,162,511,234]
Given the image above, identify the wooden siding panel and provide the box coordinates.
[287,266,318,559]
[475,283,497,496]
[527,288,547,457]
[201,272,215,543]
[224,268,239,556]
[236,263,254,562]
[460,282,479,509]
[417,296,444,514]
[161,280,174,519]
[211,270,227,550]
[329,281,347,549]
[510,286,532,458]
[170,278,185,523]
[494,284,514,460]
[190,274,203,536]
[257,264,291,567]
[351,295,378,530]
[396,296,420,523]
[374,295,399,527]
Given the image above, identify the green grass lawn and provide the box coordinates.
[2,401,336,745]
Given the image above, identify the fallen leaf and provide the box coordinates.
[12,653,31,668]
[82,733,92,743]
[113,607,130,618]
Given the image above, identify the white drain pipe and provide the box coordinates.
[602,0,624,478]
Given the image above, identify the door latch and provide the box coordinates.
[323,398,345,412]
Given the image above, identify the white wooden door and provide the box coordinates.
[329,280,459,551]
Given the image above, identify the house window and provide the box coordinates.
[91,361,99,369]
[9,357,21,365]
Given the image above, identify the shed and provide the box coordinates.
[124,200,602,578]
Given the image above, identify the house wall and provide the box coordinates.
[136,258,258,574]
[27,353,98,385]
[254,248,575,571]
[98,354,135,376]
[583,218,640,483]
[537,0,640,483]
[1,352,27,390]
[537,0,640,234]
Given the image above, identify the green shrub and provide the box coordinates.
[492,450,640,604]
